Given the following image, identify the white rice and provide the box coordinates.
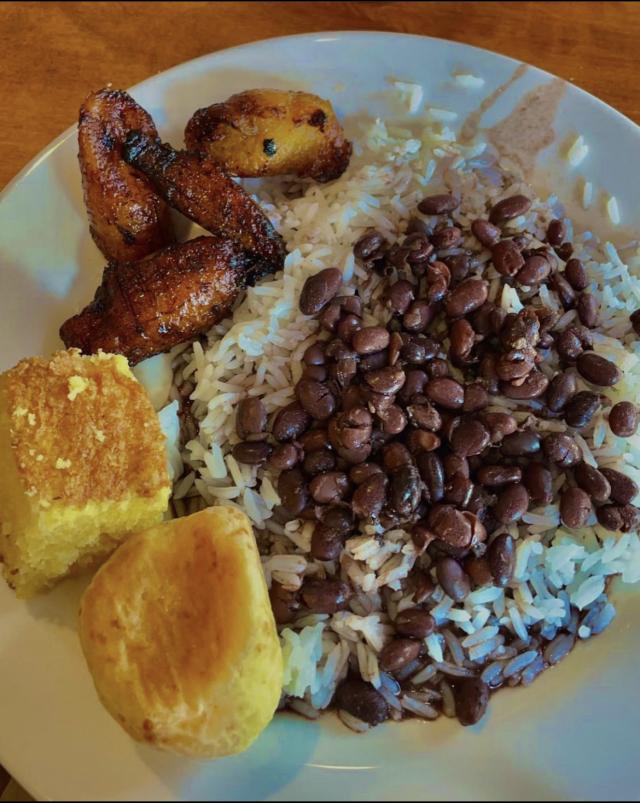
[162,85,640,722]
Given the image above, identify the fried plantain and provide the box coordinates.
[78,88,175,262]
[184,89,352,183]
[60,236,264,365]
[122,134,285,270]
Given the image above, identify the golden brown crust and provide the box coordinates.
[79,507,283,758]
[79,88,175,262]
[2,350,167,506]
[59,236,255,365]
[122,133,286,269]
[184,89,352,182]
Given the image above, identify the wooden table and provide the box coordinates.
[1,1,639,190]
[1,1,639,799]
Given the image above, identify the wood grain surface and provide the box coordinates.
[0,1,639,799]
[1,1,639,191]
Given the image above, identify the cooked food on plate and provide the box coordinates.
[78,88,175,263]
[79,506,282,758]
[2,73,640,760]
[122,133,286,270]
[185,88,352,182]
[59,235,267,365]
[0,350,169,597]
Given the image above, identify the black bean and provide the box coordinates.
[549,272,576,309]
[336,678,389,725]
[426,358,450,379]
[379,639,422,673]
[389,463,422,518]
[303,364,328,382]
[449,318,476,366]
[426,377,465,409]
[479,411,518,443]
[445,278,489,318]
[494,483,529,524]
[631,309,640,336]
[546,371,577,412]
[403,300,436,332]
[406,401,442,432]
[336,313,363,344]
[354,230,385,260]
[383,442,413,472]
[557,325,592,362]
[424,260,451,303]
[364,366,406,395]
[600,468,638,505]
[555,242,574,261]
[463,383,489,413]
[309,471,350,504]
[301,578,351,614]
[236,397,267,440]
[487,533,515,588]
[515,254,551,286]
[564,391,600,428]
[269,582,301,624]
[404,232,434,267]
[297,379,336,420]
[431,226,463,250]
[476,465,522,488]
[359,351,389,373]
[278,468,309,516]
[400,334,439,365]
[546,218,566,247]
[492,239,525,277]
[349,462,383,485]
[311,507,353,560]
[268,442,302,471]
[522,463,553,504]
[500,308,541,350]
[465,555,493,588]
[489,194,531,224]
[501,430,541,456]
[564,258,588,291]
[408,429,441,454]
[387,279,415,315]
[352,326,390,355]
[500,370,549,400]
[560,487,592,528]
[302,449,336,476]
[609,401,638,437]
[443,453,470,480]
[443,252,472,282]
[444,473,473,508]
[576,352,621,387]
[272,402,311,442]
[574,462,611,503]
[418,193,459,215]
[352,472,388,519]
[395,608,436,639]
[388,331,403,366]
[299,268,343,315]
[455,676,490,726]
[450,419,490,457]
[412,522,435,554]
[576,293,599,328]
[436,557,471,602]
[427,505,473,549]
[416,452,445,503]
[496,349,535,382]
[597,503,640,532]
[471,218,501,247]
[398,369,428,404]
[379,404,407,436]
[542,432,582,467]
[303,342,326,366]
[232,441,272,465]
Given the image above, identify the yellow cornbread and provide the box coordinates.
[0,349,170,597]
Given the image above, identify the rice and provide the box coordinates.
[161,84,640,730]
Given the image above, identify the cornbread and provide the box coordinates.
[0,349,170,597]
[79,506,283,758]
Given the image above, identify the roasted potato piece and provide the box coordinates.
[60,236,264,365]
[78,89,175,262]
[123,133,285,270]
[184,89,352,183]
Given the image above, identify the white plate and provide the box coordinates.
[1,32,639,802]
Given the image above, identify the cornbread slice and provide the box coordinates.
[0,349,170,597]
[79,507,283,758]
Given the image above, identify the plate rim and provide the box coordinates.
[1,28,640,802]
